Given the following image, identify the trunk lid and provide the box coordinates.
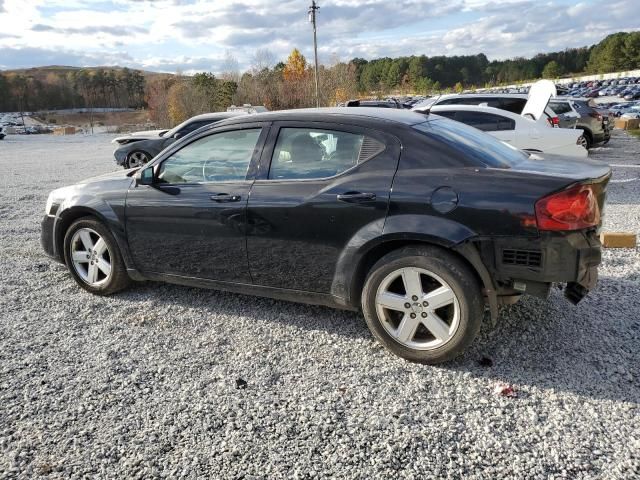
[509,154,611,182]
[522,80,557,122]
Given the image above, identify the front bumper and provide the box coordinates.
[113,147,128,166]
[41,214,64,263]
[489,229,601,303]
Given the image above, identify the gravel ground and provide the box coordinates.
[1,132,639,479]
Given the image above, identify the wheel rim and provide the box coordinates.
[70,228,112,287]
[128,151,149,168]
[578,136,588,149]
[375,267,460,350]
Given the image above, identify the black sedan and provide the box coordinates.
[42,108,611,363]
[111,112,245,168]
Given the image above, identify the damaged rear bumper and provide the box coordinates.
[483,229,602,304]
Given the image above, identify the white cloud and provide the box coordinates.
[0,0,638,72]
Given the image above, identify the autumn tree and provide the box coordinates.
[283,49,307,81]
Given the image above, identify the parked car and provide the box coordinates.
[111,112,246,168]
[42,108,611,364]
[623,90,640,101]
[620,105,640,119]
[343,99,405,108]
[411,92,560,127]
[549,98,610,148]
[610,103,637,117]
[429,105,588,156]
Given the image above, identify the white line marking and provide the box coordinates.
[609,164,640,168]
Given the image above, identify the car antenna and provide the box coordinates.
[417,94,442,116]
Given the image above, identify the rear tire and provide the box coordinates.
[63,217,131,295]
[361,246,484,364]
[578,129,593,149]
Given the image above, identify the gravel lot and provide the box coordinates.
[1,132,639,479]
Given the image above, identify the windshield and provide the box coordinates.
[163,118,192,138]
[413,118,528,169]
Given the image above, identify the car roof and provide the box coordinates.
[437,93,529,100]
[214,107,430,127]
[188,111,246,122]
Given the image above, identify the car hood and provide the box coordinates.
[79,168,139,184]
[509,153,611,181]
[522,80,556,121]
[112,129,167,144]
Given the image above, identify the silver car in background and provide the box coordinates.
[112,112,246,168]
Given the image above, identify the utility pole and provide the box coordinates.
[308,1,320,108]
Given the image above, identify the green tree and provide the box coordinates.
[542,60,562,78]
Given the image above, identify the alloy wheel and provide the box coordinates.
[70,228,112,286]
[578,135,588,149]
[375,267,460,350]
[127,151,150,168]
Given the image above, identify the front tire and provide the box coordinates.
[63,217,130,295]
[126,150,151,169]
[361,246,484,364]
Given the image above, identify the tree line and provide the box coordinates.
[0,67,145,113]
[1,31,638,122]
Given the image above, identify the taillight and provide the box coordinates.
[535,184,600,231]
[546,116,560,127]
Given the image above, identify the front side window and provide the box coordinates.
[157,128,261,184]
[268,128,382,180]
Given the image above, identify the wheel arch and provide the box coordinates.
[577,126,593,143]
[341,236,498,320]
[54,206,134,270]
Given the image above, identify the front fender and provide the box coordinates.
[52,186,132,268]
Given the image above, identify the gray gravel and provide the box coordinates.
[1,132,639,479]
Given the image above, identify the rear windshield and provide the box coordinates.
[413,118,528,169]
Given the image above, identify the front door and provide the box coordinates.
[246,122,400,294]
[125,125,267,282]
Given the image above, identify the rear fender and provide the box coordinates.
[331,214,500,315]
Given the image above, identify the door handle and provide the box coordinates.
[336,192,376,203]
[210,193,241,202]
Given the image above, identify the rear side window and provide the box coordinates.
[500,98,526,113]
[180,120,212,136]
[268,128,384,180]
[450,111,515,132]
[453,111,501,132]
[434,111,457,120]
[413,119,527,169]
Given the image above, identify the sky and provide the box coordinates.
[0,0,638,74]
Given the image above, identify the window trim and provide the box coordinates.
[149,123,270,187]
[256,121,389,183]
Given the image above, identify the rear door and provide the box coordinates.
[246,121,400,293]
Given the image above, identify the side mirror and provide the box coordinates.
[136,166,154,186]
[172,132,182,139]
